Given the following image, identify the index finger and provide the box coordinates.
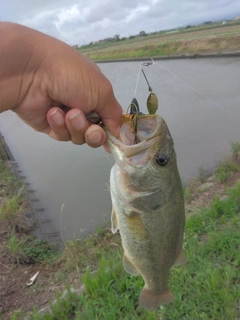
[95,96,122,138]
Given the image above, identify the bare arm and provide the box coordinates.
[0,22,122,147]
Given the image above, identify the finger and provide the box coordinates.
[97,100,122,138]
[85,125,106,148]
[94,86,122,137]
[65,109,89,145]
[47,107,71,141]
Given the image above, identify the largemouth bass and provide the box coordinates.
[106,114,186,310]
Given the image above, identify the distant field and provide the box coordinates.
[79,22,240,61]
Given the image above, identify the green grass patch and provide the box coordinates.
[23,238,58,264]
[0,188,26,226]
[215,160,239,183]
[0,158,58,268]
[4,234,58,265]
[0,159,28,233]
[231,141,240,155]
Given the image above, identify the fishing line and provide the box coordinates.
[133,58,240,120]
[133,64,142,98]
[133,59,154,98]
[153,60,240,120]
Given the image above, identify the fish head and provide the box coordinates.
[106,114,177,192]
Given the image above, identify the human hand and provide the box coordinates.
[0,22,122,148]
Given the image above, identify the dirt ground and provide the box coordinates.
[0,228,82,320]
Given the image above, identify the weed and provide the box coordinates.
[9,310,23,320]
[5,233,28,266]
[215,160,239,183]
[23,239,58,264]
[0,159,28,233]
[0,188,26,230]
[60,239,84,273]
[183,186,193,203]
[231,141,240,155]
[58,225,120,276]
[198,165,207,183]
[0,159,21,194]
[4,232,57,266]
[183,177,202,203]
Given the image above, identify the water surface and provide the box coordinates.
[0,57,239,241]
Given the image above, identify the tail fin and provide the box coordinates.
[139,286,174,310]
[174,247,187,266]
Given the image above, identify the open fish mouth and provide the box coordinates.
[106,114,166,159]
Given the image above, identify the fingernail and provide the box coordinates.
[89,131,102,145]
[50,109,64,125]
[69,111,85,130]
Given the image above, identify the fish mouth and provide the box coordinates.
[106,114,165,158]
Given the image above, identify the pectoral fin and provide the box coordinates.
[123,254,139,276]
[174,247,187,265]
[111,207,119,234]
[125,212,148,240]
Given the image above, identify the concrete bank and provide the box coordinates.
[0,132,63,249]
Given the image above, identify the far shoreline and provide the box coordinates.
[94,51,240,63]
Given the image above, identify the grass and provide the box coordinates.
[23,239,58,264]
[231,141,240,155]
[3,227,58,267]
[0,188,26,231]
[15,163,240,319]
[0,159,28,234]
[215,141,240,184]
[6,233,27,266]
[0,159,58,267]
[183,141,240,204]
[58,227,121,275]
[15,180,240,319]
[215,160,239,183]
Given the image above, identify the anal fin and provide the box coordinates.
[123,254,139,276]
[111,207,119,234]
[139,287,174,310]
[174,247,187,266]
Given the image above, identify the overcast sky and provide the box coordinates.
[1,0,239,46]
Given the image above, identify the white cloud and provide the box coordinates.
[0,0,239,45]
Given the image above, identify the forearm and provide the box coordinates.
[0,22,98,113]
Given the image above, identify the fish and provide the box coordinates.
[106,114,186,310]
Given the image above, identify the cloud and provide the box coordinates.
[0,0,239,45]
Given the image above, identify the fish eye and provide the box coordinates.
[156,154,168,166]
